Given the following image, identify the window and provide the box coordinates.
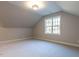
[45,16,60,35]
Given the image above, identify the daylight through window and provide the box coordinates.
[45,16,60,35]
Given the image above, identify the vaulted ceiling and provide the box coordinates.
[0,1,79,28]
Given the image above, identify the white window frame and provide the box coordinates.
[45,16,61,35]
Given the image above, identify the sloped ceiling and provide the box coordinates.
[0,1,41,28]
[0,1,79,28]
[56,1,79,16]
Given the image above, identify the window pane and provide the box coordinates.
[53,16,60,26]
[53,16,60,35]
[45,19,52,26]
[53,26,60,34]
[45,27,52,34]
[57,16,60,25]
[45,16,60,35]
[53,27,58,30]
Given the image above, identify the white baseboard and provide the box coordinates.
[0,37,32,44]
[1,37,79,47]
[35,38,79,47]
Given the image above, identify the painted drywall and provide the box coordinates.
[0,27,32,41]
[33,11,79,45]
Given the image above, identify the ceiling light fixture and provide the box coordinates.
[32,4,39,10]
[26,1,45,10]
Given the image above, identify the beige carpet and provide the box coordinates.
[0,39,79,57]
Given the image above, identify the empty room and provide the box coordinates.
[0,1,79,57]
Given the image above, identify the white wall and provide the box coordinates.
[60,12,79,43]
[33,11,79,45]
[0,27,32,41]
[0,14,32,42]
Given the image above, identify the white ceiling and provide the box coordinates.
[56,1,79,16]
[0,1,79,28]
[9,1,62,16]
[0,1,41,28]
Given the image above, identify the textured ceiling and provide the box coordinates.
[0,1,79,28]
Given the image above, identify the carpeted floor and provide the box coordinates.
[0,39,79,57]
